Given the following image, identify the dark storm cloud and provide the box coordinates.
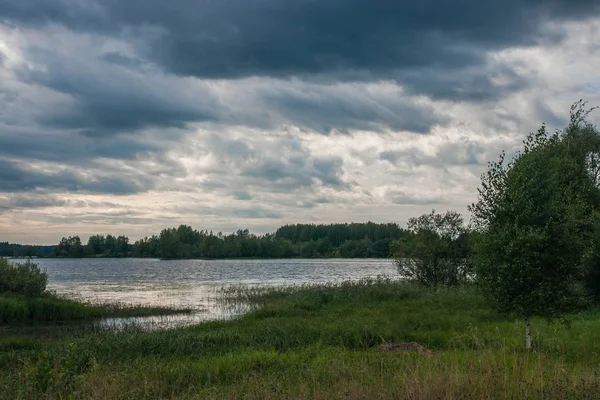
[260,83,445,133]
[0,159,150,194]
[15,48,221,137]
[2,0,598,99]
[0,129,160,163]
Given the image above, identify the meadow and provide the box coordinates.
[2,279,600,399]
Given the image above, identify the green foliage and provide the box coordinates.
[275,222,407,246]
[0,258,47,297]
[391,210,470,286]
[33,342,92,396]
[470,101,600,321]
[581,218,600,302]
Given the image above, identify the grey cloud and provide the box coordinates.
[314,196,330,204]
[199,180,227,191]
[380,141,486,168]
[258,82,446,133]
[232,208,282,219]
[0,159,150,194]
[0,194,68,210]
[3,0,598,100]
[15,47,222,137]
[165,202,282,220]
[0,194,123,211]
[241,156,345,190]
[389,191,440,206]
[45,214,160,226]
[100,52,143,69]
[202,134,347,193]
[0,128,160,164]
[208,135,252,160]
[232,191,252,201]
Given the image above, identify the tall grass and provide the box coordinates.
[0,293,193,324]
[2,280,600,398]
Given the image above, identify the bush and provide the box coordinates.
[391,210,470,287]
[0,258,48,297]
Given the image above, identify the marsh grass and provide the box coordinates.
[3,280,600,399]
[0,292,193,324]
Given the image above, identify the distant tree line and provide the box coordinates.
[0,242,54,258]
[47,222,409,259]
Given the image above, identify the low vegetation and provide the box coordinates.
[2,280,600,399]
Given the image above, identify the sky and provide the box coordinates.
[1,1,600,245]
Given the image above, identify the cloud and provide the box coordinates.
[251,80,446,133]
[389,191,441,206]
[3,0,598,100]
[232,191,252,201]
[0,127,161,164]
[197,132,348,192]
[0,194,122,211]
[0,26,444,142]
[0,2,599,244]
[232,208,282,219]
[0,159,151,195]
[14,42,222,137]
[380,141,485,168]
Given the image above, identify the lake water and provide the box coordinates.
[21,258,397,329]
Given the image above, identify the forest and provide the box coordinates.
[39,222,409,259]
[0,242,54,258]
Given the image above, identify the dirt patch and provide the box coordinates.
[378,342,436,358]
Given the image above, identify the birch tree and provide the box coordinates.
[469,101,599,350]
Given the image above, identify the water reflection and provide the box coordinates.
[15,258,396,330]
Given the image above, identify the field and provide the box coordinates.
[2,279,600,399]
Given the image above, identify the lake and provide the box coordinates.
[21,258,397,329]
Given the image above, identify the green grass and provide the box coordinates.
[2,280,600,399]
[0,292,193,324]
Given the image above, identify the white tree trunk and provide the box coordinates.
[525,317,532,350]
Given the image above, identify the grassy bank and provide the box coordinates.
[0,292,193,325]
[2,280,600,399]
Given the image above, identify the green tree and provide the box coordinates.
[391,210,469,287]
[54,236,84,258]
[87,235,106,256]
[158,228,182,259]
[469,102,599,350]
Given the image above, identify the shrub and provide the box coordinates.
[0,258,48,297]
[391,210,470,287]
